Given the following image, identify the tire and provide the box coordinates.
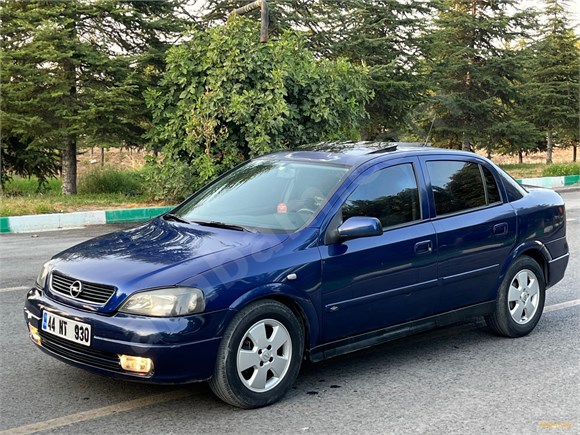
[209,300,304,408]
[485,256,545,338]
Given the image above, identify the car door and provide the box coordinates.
[421,157,517,312]
[319,159,439,342]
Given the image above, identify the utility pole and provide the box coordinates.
[230,0,269,43]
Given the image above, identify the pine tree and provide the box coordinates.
[425,0,537,152]
[327,1,434,139]
[522,0,579,164]
[0,0,187,194]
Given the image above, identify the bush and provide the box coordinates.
[143,158,200,202]
[542,163,580,177]
[2,176,61,195]
[145,17,371,202]
[78,168,145,195]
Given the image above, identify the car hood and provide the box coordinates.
[49,218,288,312]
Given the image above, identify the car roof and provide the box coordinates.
[262,141,470,166]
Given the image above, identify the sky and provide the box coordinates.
[525,0,580,28]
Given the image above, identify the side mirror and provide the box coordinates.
[337,217,383,241]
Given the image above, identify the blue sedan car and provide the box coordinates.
[25,142,569,408]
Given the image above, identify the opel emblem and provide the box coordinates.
[69,280,83,298]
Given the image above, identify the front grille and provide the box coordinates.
[40,331,122,372]
[50,272,116,305]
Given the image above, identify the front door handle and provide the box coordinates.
[493,223,508,236]
[415,240,433,255]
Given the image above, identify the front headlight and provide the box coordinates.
[119,287,205,317]
[35,262,51,289]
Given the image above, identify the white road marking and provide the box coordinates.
[0,286,29,293]
[0,390,193,435]
[544,298,580,313]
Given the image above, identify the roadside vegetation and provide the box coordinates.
[78,168,146,196]
[3,156,578,217]
[497,164,547,179]
[1,168,167,217]
[542,163,580,177]
[0,192,162,218]
[1,1,578,211]
[499,162,580,179]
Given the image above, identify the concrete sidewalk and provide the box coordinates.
[1,175,578,234]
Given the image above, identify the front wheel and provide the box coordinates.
[209,300,304,408]
[486,256,545,337]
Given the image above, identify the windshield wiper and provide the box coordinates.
[192,220,255,233]
[163,213,191,224]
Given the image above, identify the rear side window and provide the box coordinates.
[342,163,421,228]
[499,171,526,201]
[427,160,501,216]
[481,166,501,204]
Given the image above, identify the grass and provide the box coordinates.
[498,163,546,179]
[1,173,166,217]
[78,168,146,195]
[1,192,166,217]
[498,162,579,179]
[542,162,580,177]
[2,177,61,196]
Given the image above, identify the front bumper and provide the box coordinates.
[24,287,230,383]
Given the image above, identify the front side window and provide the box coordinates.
[342,164,421,228]
[427,160,501,216]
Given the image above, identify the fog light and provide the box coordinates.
[28,324,41,346]
[119,355,154,375]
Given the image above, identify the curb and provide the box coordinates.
[0,206,174,234]
[517,175,580,189]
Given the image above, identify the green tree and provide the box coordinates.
[202,1,433,139]
[324,1,434,140]
[425,0,538,153]
[0,136,60,190]
[522,0,579,163]
[145,17,372,201]
[0,0,187,194]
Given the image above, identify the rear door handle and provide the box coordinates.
[415,240,433,255]
[493,223,508,236]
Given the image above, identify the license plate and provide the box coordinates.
[42,311,91,347]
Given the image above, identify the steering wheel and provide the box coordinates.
[297,208,315,215]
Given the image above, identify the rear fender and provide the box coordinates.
[497,241,551,294]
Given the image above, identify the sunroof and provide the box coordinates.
[368,144,398,154]
[297,141,395,155]
[296,140,431,155]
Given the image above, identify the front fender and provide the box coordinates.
[228,283,320,351]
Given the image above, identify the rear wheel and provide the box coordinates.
[209,300,304,408]
[486,256,545,337]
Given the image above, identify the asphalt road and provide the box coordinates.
[1,191,579,434]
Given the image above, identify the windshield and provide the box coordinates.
[174,159,349,232]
